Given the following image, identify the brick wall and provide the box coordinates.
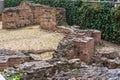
[0,62,8,71]
[0,56,30,71]
[0,14,1,21]
[39,7,57,30]
[2,2,66,29]
[54,33,95,63]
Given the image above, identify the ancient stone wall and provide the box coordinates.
[0,14,1,21]
[2,1,66,29]
[56,8,66,25]
[54,33,95,63]
[2,7,32,29]
[39,7,57,31]
[0,49,30,71]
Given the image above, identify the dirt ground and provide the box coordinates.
[102,40,120,55]
[0,23,64,51]
[0,22,65,60]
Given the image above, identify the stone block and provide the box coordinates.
[0,49,30,70]
[80,30,101,44]
[74,37,94,62]
[8,57,24,67]
[54,33,95,63]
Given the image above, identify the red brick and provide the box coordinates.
[0,62,8,71]
[8,57,24,67]
[2,2,65,29]
[74,37,94,62]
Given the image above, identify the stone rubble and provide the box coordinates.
[54,33,95,63]
[15,58,81,80]
[0,1,119,80]
[0,49,30,70]
[89,47,120,68]
[51,67,120,80]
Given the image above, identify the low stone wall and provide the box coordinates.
[2,8,32,29]
[0,49,30,71]
[15,58,81,80]
[79,29,101,44]
[54,33,95,63]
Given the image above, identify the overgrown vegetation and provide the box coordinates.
[79,2,120,43]
[1,69,24,80]
[4,0,120,43]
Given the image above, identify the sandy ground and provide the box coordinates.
[0,22,119,59]
[0,24,64,51]
[0,23,65,60]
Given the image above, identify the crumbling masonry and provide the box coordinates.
[1,1,120,80]
[2,1,66,29]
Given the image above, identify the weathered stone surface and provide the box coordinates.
[2,1,66,29]
[56,8,66,25]
[100,57,120,68]
[39,7,57,31]
[15,58,81,80]
[54,33,95,63]
[51,67,120,80]
[0,49,30,70]
[79,29,101,44]
[56,26,73,33]
[98,47,119,59]
[88,47,120,68]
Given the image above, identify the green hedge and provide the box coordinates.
[79,2,120,43]
[4,0,23,7]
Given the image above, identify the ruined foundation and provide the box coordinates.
[0,1,119,80]
[2,1,66,29]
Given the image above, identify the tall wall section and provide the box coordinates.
[2,1,66,29]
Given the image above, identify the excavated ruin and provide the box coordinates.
[4,26,119,80]
[0,1,120,80]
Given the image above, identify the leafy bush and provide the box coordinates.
[4,0,24,8]
[79,2,120,43]
[1,69,24,80]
